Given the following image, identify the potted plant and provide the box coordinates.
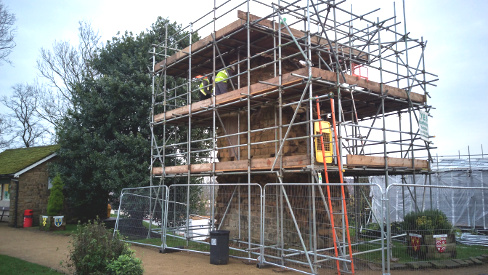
[402,209,456,259]
[40,174,66,231]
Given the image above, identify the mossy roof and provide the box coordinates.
[0,145,59,175]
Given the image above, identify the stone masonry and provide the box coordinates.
[9,161,52,227]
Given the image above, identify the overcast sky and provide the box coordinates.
[1,0,487,157]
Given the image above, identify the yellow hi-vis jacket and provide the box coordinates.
[215,69,229,83]
[199,77,210,96]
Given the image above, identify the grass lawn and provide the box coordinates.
[50,224,78,235]
[355,239,488,263]
[0,254,62,274]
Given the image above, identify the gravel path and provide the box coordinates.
[0,222,277,274]
[1,222,487,274]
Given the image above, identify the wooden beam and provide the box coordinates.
[154,67,425,123]
[311,67,425,103]
[154,18,246,73]
[346,154,429,169]
[237,11,368,62]
[154,67,309,122]
[154,10,371,74]
[152,154,311,175]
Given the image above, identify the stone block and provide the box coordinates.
[405,261,432,269]
[430,261,446,269]
[469,257,483,265]
[390,263,408,270]
[451,259,469,267]
[438,260,460,268]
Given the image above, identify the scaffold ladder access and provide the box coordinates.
[316,96,355,275]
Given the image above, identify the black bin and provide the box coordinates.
[209,230,230,265]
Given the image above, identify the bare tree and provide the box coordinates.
[1,83,47,147]
[0,114,13,149]
[0,0,16,65]
[36,21,100,127]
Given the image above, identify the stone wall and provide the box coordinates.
[9,161,52,227]
[217,104,309,161]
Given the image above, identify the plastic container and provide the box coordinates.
[209,230,230,265]
[23,209,33,228]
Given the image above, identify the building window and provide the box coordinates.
[48,177,53,190]
[1,183,9,201]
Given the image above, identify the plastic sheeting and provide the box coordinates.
[369,170,488,229]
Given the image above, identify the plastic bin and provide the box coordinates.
[23,209,33,228]
[209,230,230,265]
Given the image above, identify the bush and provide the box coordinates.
[64,220,143,275]
[402,209,453,235]
[47,174,64,216]
[106,254,144,275]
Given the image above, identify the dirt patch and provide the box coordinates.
[0,222,487,274]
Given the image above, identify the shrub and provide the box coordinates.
[106,253,144,275]
[64,220,143,275]
[47,174,64,216]
[402,209,453,235]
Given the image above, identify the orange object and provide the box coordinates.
[107,204,112,218]
[351,62,368,80]
[329,97,355,275]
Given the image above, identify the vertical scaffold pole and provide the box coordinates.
[305,1,318,271]
[246,0,252,259]
[185,23,193,244]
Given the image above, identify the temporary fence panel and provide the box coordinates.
[115,185,168,247]
[371,171,488,229]
[165,183,262,260]
[262,183,385,275]
[385,183,488,274]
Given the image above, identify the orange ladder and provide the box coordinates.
[316,96,355,275]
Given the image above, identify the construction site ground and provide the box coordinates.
[0,222,487,275]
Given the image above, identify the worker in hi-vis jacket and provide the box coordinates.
[196,75,212,101]
[213,65,235,95]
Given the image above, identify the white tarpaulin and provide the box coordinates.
[369,159,488,229]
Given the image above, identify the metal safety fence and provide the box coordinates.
[384,183,488,273]
[164,183,262,260]
[261,183,385,275]
[114,185,168,246]
[115,182,488,274]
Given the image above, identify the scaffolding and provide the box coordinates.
[149,0,437,273]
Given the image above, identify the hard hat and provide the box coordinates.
[195,75,204,79]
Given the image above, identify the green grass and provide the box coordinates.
[0,254,63,274]
[132,233,249,258]
[134,234,206,250]
[456,244,488,259]
[50,224,78,235]
[355,239,488,263]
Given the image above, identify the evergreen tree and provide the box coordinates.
[56,18,202,221]
[47,173,64,216]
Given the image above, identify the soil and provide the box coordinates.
[0,222,487,275]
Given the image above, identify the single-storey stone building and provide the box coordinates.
[0,145,58,227]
